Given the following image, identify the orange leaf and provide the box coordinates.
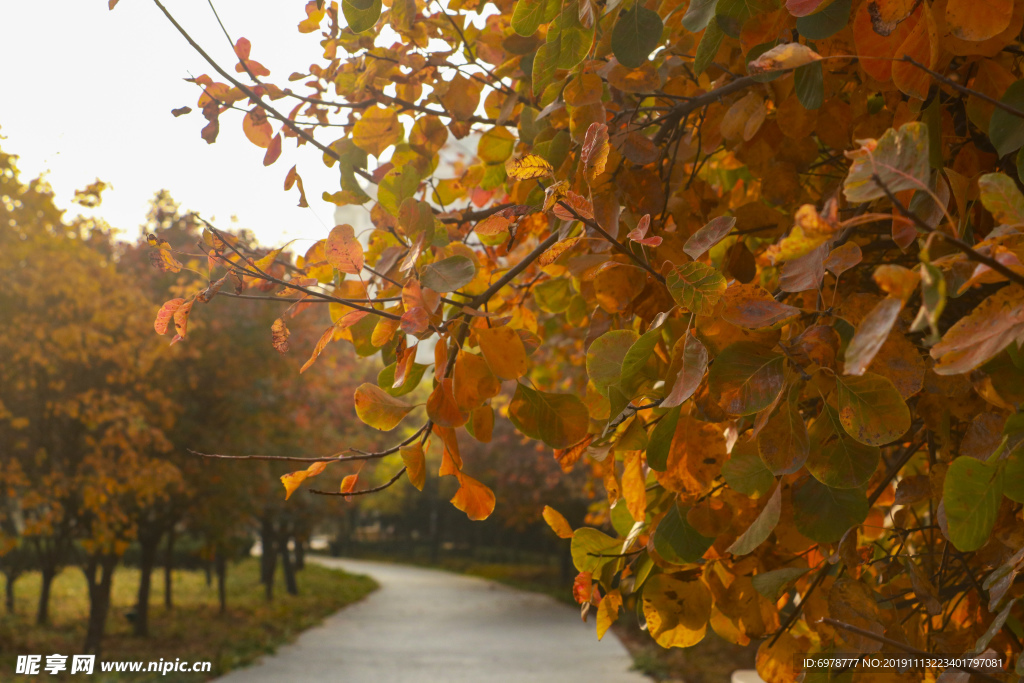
[475,325,529,379]
[300,325,336,373]
[325,224,364,275]
[946,0,1013,41]
[154,298,185,335]
[271,318,290,353]
[622,451,647,522]
[542,505,574,539]
[450,471,496,521]
[426,379,469,428]
[243,108,273,148]
[340,473,359,495]
[891,4,938,100]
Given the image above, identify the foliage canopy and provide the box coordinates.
[122,0,1024,677]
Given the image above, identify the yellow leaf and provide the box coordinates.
[505,153,553,180]
[596,589,622,640]
[353,383,415,430]
[642,575,711,648]
[280,461,328,500]
[542,505,574,539]
[401,444,426,491]
[352,106,402,157]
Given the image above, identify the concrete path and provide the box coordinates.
[215,557,650,683]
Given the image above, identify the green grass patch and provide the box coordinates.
[0,558,376,682]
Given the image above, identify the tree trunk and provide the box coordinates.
[215,549,227,614]
[163,526,175,610]
[36,566,56,626]
[204,559,213,586]
[293,537,305,570]
[134,530,162,637]
[83,554,118,657]
[4,571,17,613]
[280,531,298,596]
[261,517,276,602]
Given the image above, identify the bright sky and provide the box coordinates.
[0,1,353,246]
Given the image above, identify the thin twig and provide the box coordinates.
[872,175,1024,289]
[556,201,666,284]
[902,56,1024,120]
[310,467,407,496]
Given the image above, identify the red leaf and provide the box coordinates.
[263,134,282,166]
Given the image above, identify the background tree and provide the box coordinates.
[0,147,183,654]
[124,0,1024,679]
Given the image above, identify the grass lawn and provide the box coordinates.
[0,558,377,682]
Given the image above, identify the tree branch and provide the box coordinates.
[152,0,373,182]
[187,424,429,464]
[557,201,666,284]
[309,467,407,496]
[902,57,1024,120]
[820,618,1006,683]
[871,174,1024,289]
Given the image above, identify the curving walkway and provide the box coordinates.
[214,557,649,683]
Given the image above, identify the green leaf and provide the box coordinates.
[377,166,421,216]
[421,255,476,293]
[792,476,869,544]
[512,0,559,36]
[611,4,664,69]
[796,0,851,39]
[715,0,771,37]
[342,0,382,33]
[752,566,809,600]
[978,173,1024,226]
[620,327,662,395]
[546,8,594,70]
[587,330,639,394]
[1005,445,1024,504]
[693,19,724,76]
[989,80,1024,158]
[843,122,930,204]
[944,456,1004,552]
[508,382,590,449]
[353,382,414,430]
[707,342,785,416]
[571,527,621,572]
[682,0,718,31]
[653,504,714,564]
[723,450,775,496]
[533,278,574,313]
[667,262,727,315]
[727,484,781,555]
[795,60,824,110]
[647,405,680,471]
[377,361,428,397]
[806,405,881,489]
[835,372,911,446]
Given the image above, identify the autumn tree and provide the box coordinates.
[0,146,183,655]
[124,0,1024,678]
